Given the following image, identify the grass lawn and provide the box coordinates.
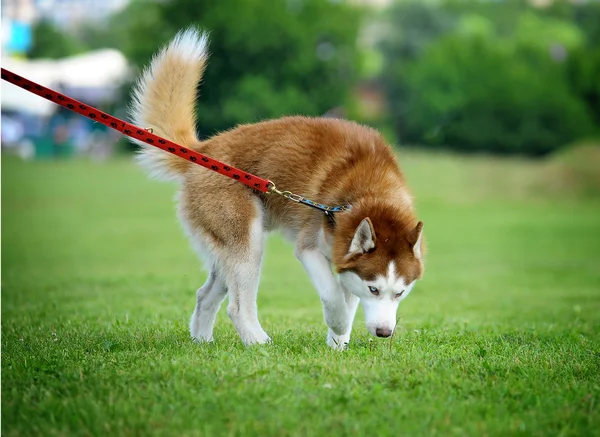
[2,151,599,436]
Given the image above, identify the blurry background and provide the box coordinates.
[2,3,599,434]
[2,0,599,195]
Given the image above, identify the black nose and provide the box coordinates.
[376,328,392,338]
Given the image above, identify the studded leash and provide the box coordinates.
[1,68,350,215]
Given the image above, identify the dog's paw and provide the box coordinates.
[190,325,215,343]
[190,320,214,343]
[241,330,272,346]
[191,333,214,343]
[190,313,216,343]
[327,329,350,351]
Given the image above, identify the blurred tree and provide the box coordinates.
[379,0,597,155]
[378,1,456,137]
[403,35,593,155]
[28,19,88,59]
[566,46,600,129]
[104,0,362,137]
[565,2,600,130]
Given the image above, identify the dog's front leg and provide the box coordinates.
[296,249,358,350]
[326,284,359,350]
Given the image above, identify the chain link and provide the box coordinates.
[267,181,350,213]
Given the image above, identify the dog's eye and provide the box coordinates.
[368,286,379,296]
[395,291,405,298]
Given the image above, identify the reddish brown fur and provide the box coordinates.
[132,29,424,297]
[333,201,424,283]
[175,117,425,280]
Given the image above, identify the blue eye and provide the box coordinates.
[368,286,379,296]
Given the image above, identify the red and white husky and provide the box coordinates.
[130,29,425,349]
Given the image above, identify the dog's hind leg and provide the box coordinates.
[179,177,269,346]
[221,212,271,346]
[190,267,227,342]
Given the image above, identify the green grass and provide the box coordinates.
[2,152,600,436]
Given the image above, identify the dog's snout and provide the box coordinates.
[376,327,392,338]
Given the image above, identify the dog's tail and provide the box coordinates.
[129,28,209,181]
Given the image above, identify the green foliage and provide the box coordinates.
[564,3,600,129]
[402,35,593,154]
[2,156,600,436]
[22,0,600,155]
[28,19,87,59]
[106,0,361,136]
[24,0,361,137]
[566,46,600,128]
[379,0,599,155]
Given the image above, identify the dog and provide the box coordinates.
[130,28,425,349]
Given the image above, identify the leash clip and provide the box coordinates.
[267,182,303,203]
[268,181,350,215]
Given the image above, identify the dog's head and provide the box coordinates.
[332,203,424,338]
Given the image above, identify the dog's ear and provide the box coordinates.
[407,221,424,260]
[348,217,376,256]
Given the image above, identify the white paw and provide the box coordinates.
[191,334,213,343]
[241,330,271,346]
[327,329,350,351]
[190,318,214,342]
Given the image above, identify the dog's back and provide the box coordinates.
[128,28,409,234]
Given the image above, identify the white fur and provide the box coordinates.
[223,209,271,345]
[413,228,424,260]
[369,261,407,294]
[176,191,217,268]
[183,220,224,342]
[130,28,209,181]
[164,28,209,62]
[178,195,224,342]
[348,218,375,256]
[296,249,359,350]
[131,28,209,129]
[135,149,182,182]
[339,261,416,337]
[181,194,270,345]
[316,228,333,261]
[189,271,227,342]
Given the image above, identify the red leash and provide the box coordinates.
[1,68,271,192]
[2,67,351,215]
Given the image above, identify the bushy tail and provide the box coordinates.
[129,28,209,181]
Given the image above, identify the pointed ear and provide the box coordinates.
[348,218,376,256]
[407,221,424,260]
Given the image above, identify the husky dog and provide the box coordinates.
[130,28,425,349]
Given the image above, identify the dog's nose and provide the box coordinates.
[376,327,392,338]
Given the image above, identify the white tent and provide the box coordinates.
[1,49,131,116]
[54,49,130,88]
[1,58,57,116]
